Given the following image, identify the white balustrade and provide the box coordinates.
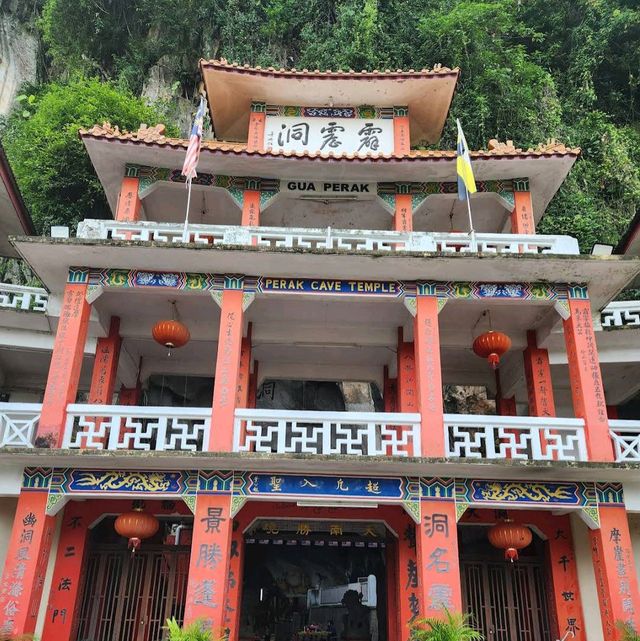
[432,232,579,255]
[0,284,48,312]
[62,404,210,451]
[234,408,421,456]
[610,420,640,461]
[601,301,640,328]
[0,403,41,447]
[445,414,587,461]
[76,219,579,255]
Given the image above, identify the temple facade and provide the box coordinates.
[1,60,640,641]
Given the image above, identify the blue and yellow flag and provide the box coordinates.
[456,119,477,201]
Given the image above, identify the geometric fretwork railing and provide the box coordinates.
[0,403,41,447]
[0,284,48,313]
[233,408,422,457]
[76,219,580,256]
[600,301,640,329]
[609,421,640,462]
[62,404,210,451]
[445,414,588,461]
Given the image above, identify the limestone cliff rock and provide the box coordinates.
[0,11,37,116]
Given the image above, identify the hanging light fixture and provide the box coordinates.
[472,310,511,369]
[488,518,532,562]
[114,502,159,554]
[152,300,190,354]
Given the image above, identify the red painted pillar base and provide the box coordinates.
[0,489,55,637]
[563,297,613,461]
[184,493,234,636]
[591,506,640,640]
[41,502,97,641]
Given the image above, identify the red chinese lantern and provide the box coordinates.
[488,520,532,562]
[152,319,190,349]
[114,507,159,553]
[152,301,190,351]
[472,330,511,369]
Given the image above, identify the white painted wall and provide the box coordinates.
[571,513,604,641]
[0,496,17,571]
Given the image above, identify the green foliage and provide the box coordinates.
[410,608,484,641]
[165,617,214,641]
[618,620,640,641]
[1,77,175,234]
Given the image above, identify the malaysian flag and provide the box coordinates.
[181,95,206,182]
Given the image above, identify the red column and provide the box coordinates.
[545,516,586,641]
[397,511,419,641]
[385,541,399,641]
[212,289,246,452]
[397,331,417,414]
[236,331,252,410]
[41,502,97,641]
[0,489,55,637]
[88,317,121,405]
[115,176,142,222]
[417,500,461,620]
[383,366,398,413]
[523,330,556,417]
[413,296,444,457]
[510,186,535,234]
[247,105,266,152]
[607,405,619,419]
[225,517,245,641]
[118,384,141,405]
[394,192,413,232]
[248,361,258,409]
[496,396,517,415]
[590,506,640,640]
[184,493,234,636]
[241,189,261,227]
[393,108,410,155]
[37,282,91,447]
[563,297,613,461]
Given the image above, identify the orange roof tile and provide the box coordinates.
[79,123,580,161]
[199,58,459,79]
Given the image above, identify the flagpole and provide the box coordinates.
[182,178,193,242]
[465,193,476,250]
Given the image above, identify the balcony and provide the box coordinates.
[76,219,580,256]
[0,402,610,464]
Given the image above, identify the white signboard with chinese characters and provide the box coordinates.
[265,116,394,155]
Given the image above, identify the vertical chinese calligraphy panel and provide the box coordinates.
[563,298,613,461]
[184,494,234,636]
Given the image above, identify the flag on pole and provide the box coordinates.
[456,119,477,201]
[182,95,206,182]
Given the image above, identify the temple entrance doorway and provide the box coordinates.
[75,514,192,641]
[239,519,390,641]
[459,525,553,641]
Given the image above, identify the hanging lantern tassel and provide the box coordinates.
[114,507,159,555]
[472,330,512,369]
[488,520,533,563]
